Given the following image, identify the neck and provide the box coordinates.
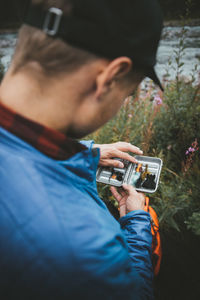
[0,65,87,133]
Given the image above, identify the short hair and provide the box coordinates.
[12,0,99,76]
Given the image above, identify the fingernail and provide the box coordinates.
[118,162,124,168]
[135,147,143,154]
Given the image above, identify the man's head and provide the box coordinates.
[1,0,163,138]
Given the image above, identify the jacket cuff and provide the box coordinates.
[80,140,94,150]
[119,210,151,228]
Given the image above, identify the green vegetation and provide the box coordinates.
[86,23,200,299]
[87,77,200,236]
[87,22,200,237]
[1,0,200,30]
[159,0,200,20]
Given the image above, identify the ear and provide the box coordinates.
[95,57,132,99]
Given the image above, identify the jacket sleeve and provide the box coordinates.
[70,201,154,300]
[119,210,154,298]
[80,140,94,149]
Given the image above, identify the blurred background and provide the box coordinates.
[0,1,200,300]
[0,0,200,28]
[1,0,200,84]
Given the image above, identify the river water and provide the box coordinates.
[0,26,200,84]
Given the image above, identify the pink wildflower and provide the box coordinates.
[185,140,198,156]
[154,95,163,106]
[183,139,199,175]
[128,114,132,118]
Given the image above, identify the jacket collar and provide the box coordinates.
[0,102,87,160]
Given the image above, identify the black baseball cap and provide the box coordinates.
[25,0,164,91]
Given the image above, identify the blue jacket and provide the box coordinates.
[0,127,153,299]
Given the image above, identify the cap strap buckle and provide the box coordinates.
[43,7,63,36]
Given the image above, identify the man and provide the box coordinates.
[0,0,163,299]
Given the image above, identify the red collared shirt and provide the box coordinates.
[0,102,86,160]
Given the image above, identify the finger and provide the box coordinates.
[110,186,122,202]
[99,159,124,168]
[112,149,138,164]
[116,142,143,155]
[118,187,127,197]
[123,184,146,204]
[122,183,137,196]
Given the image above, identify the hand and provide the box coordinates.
[93,142,143,168]
[110,184,145,218]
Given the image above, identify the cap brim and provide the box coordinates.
[146,68,164,92]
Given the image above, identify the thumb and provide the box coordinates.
[122,184,136,195]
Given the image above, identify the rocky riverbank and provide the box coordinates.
[164,18,200,27]
[1,21,200,83]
